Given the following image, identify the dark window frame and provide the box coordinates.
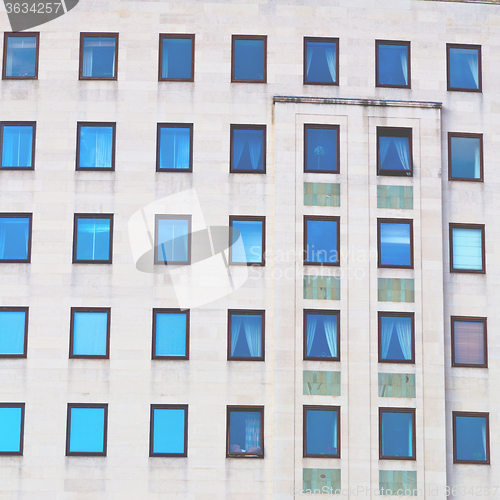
[448,132,483,182]
[152,308,190,360]
[0,403,25,455]
[377,127,413,177]
[303,37,339,86]
[231,35,267,84]
[375,40,411,89]
[156,123,193,172]
[0,121,36,170]
[446,43,482,93]
[453,411,490,464]
[2,32,40,80]
[0,306,28,359]
[379,407,416,461]
[229,124,266,174]
[72,213,114,264]
[149,404,188,457]
[0,213,32,263]
[303,309,340,361]
[303,124,340,173]
[451,316,487,368]
[378,311,415,364]
[154,214,192,266]
[377,218,414,270]
[158,34,195,82]
[66,403,108,457]
[227,309,265,361]
[303,215,340,267]
[303,405,341,458]
[449,223,485,274]
[79,32,119,81]
[69,307,111,360]
[226,405,264,458]
[75,122,116,171]
[228,215,266,267]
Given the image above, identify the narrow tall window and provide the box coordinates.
[73,215,113,264]
[0,307,29,358]
[303,310,340,361]
[379,408,415,460]
[378,312,414,363]
[304,125,339,173]
[378,219,413,269]
[0,403,25,455]
[66,404,108,456]
[451,317,487,368]
[157,124,193,172]
[303,37,338,85]
[377,127,413,176]
[150,405,188,457]
[448,133,483,181]
[447,44,481,92]
[159,34,194,81]
[449,224,485,273]
[76,123,116,171]
[229,216,265,266]
[79,33,118,80]
[453,412,489,464]
[231,35,266,83]
[376,40,410,88]
[70,308,110,359]
[152,309,189,360]
[304,406,340,458]
[2,33,39,79]
[228,310,264,361]
[0,214,32,263]
[230,125,266,173]
[0,122,36,169]
[304,216,340,266]
[155,215,191,265]
[227,406,264,458]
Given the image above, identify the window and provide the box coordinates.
[447,44,481,92]
[229,216,265,266]
[2,33,39,79]
[453,412,489,464]
[0,403,25,455]
[76,123,116,171]
[377,127,412,176]
[451,317,487,368]
[303,310,339,361]
[304,216,339,266]
[155,215,191,265]
[303,37,339,86]
[379,408,415,460]
[449,224,485,273]
[152,309,189,360]
[150,405,188,457]
[378,312,414,363]
[0,307,28,358]
[66,404,108,456]
[0,122,36,169]
[156,124,193,172]
[231,35,266,83]
[69,308,110,359]
[159,34,194,82]
[303,406,340,458]
[376,40,410,88]
[79,33,118,80]
[228,310,264,361]
[378,219,413,269]
[227,406,263,458]
[230,125,266,173]
[304,125,339,173]
[0,213,32,263]
[448,133,483,181]
[73,214,113,264]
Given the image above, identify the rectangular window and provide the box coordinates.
[303,310,340,361]
[0,403,25,455]
[2,33,39,79]
[73,214,113,264]
[66,403,108,456]
[449,224,485,273]
[0,307,28,358]
[150,405,188,457]
[447,44,481,92]
[304,216,340,266]
[156,123,193,172]
[227,406,264,458]
[79,33,118,80]
[155,215,191,265]
[377,127,412,176]
[230,125,266,173]
[303,406,340,458]
[451,317,487,368]
[229,216,265,266]
[231,35,266,83]
[448,133,483,181]
[453,412,489,464]
[69,308,110,359]
[76,123,116,171]
[378,219,413,269]
[0,122,36,169]
[152,309,189,360]
[228,310,264,361]
[159,34,194,82]
[304,124,339,173]
[303,37,339,86]
[0,213,32,263]
[376,40,410,88]
[378,312,414,363]
[379,408,415,460]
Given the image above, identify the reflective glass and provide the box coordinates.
[152,408,186,454]
[380,315,412,361]
[0,217,30,261]
[5,36,37,77]
[455,415,487,462]
[379,222,411,267]
[1,125,33,168]
[450,136,481,179]
[82,37,116,78]
[158,127,191,170]
[154,312,187,357]
[305,127,338,172]
[78,126,114,169]
[231,220,263,264]
[453,320,485,366]
[157,218,189,263]
[232,128,264,171]
[0,310,26,355]
[0,407,22,453]
[68,407,105,453]
[72,311,108,356]
[230,313,262,358]
[381,411,413,458]
[161,38,192,80]
[305,409,338,456]
[449,47,479,90]
[379,135,411,171]
[451,227,483,271]
[305,313,338,359]
[378,43,408,86]
[233,39,264,81]
[75,218,111,262]
[305,40,337,84]
[306,219,338,264]
[228,410,261,455]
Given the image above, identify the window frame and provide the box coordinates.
[156,123,193,172]
[303,405,341,458]
[79,32,119,81]
[229,124,266,174]
[449,223,485,274]
[158,34,195,82]
[303,215,340,267]
[227,309,265,361]
[375,40,411,89]
[303,37,339,86]
[303,309,340,361]
[154,214,192,266]
[226,405,264,458]
[303,124,340,173]
[0,306,28,359]
[376,127,413,177]
[0,121,36,170]
[152,308,190,360]
[446,43,482,93]
[0,213,33,263]
[377,311,415,364]
[72,214,114,264]
[451,316,487,368]
[379,407,416,461]
[66,403,108,457]
[75,122,116,171]
[0,403,25,455]
[2,32,40,80]
[448,132,483,182]
[453,411,490,464]
[228,215,266,267]
[377,218,414,270]
[149,404,188,457]
[69,307,111,360]
[231,35,267,84]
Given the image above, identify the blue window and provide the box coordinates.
[447,44,481,92]
[159,35,194,81]
[450,224,485,273]
[304,311,339,360]
[230,125,266,173]
[155,215,191,265]
[0,308,28,358]
[0,214,32,263]
[449,133,483,181]
[150,405,188,456]
[77,123,115,170]
[379,313,414,363]
[80,34,118,79]
[376,41,410,88]
[229,217,265,265]
[0,404,25,455]
[157,124,192,171]
[377,128,412,175]
[73,215,113,263]
[378,219,413,268]
[3,33,38,79]
[304,37,338,85]
[227,406,263,457]
[228,311,264,360]
[304,125,339,173]
[232,36,266,83]
[452,317,487,368]
[70,309,110,359]
[153,309,189,359]
[304,216,339,265]
[454,412,489,463]
[304,406,340,458]
[0,123,35,169]
[66,404,107,456]
[380,408,415,459]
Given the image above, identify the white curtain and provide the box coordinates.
[95,130,112,169]
[474,140,481,178]
[466,52,479,88]
[247,134,262,170]
[306,315,317,356]
[232,134,245,169]
[408,416,413,456]
[306,45,314,76]
[325,45,336,82]
[393,137,410,170]
[243,316,262,358]
[0,224,6,258]
[82,39,115,78]
[162,44,169,78]
[332,412,338,451]
[379,137,391,167]
[481,418,487,459]
[245,417,260,450]
[323,316,337,358]
[400,49,408,85]
[230,316,243,356]
[82,47,93,77]
[395,318,412,360]
[381,317,396,359]
[175,132,190,169]
[452,227,482,270]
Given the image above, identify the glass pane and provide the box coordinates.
[234,39,264,81]
[454,321,485,365]
[378,44,408,86]
[452,227,483,270]
[306,409,338,456]
[69,407,105,453]
[6,36,37,77]
[380,315,412,361]
[0,311,26,355]
[450,136,481,179]
[76,218,111,261]
[381,411,413,458]
[379,136,411,171]
[73,312,108,356]
[380,222,411,266]
[82,37,116,78]
[306,127,338,172]
[306,219,338,264]
[153,408,185,454]
[231,220,263,263]
[230,314,262,358]
[456,415,487,461]
[305,41,336,83]
[79,126,113,169]
[232,128,264,171]
[449,47,479,90]
[228,410,261,454]
[161,38,192,79]
[157,218,189,263]
[0,407,22,452]
[0,217,30,260]
[159,127,191,170]
[1,126,33,168]
[155,312,187,357]
[305,313,338,358]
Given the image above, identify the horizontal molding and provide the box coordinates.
[273,96,442,109]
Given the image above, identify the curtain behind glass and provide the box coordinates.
[159,128,190,170]
[2,126,33,167]
[395,317,412,360]
[381,317,395,359]
[323,316,337,358]
[230,316,243,356]
[243,315,262,357]
[82,38,116,78]
[306,315,317,356]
